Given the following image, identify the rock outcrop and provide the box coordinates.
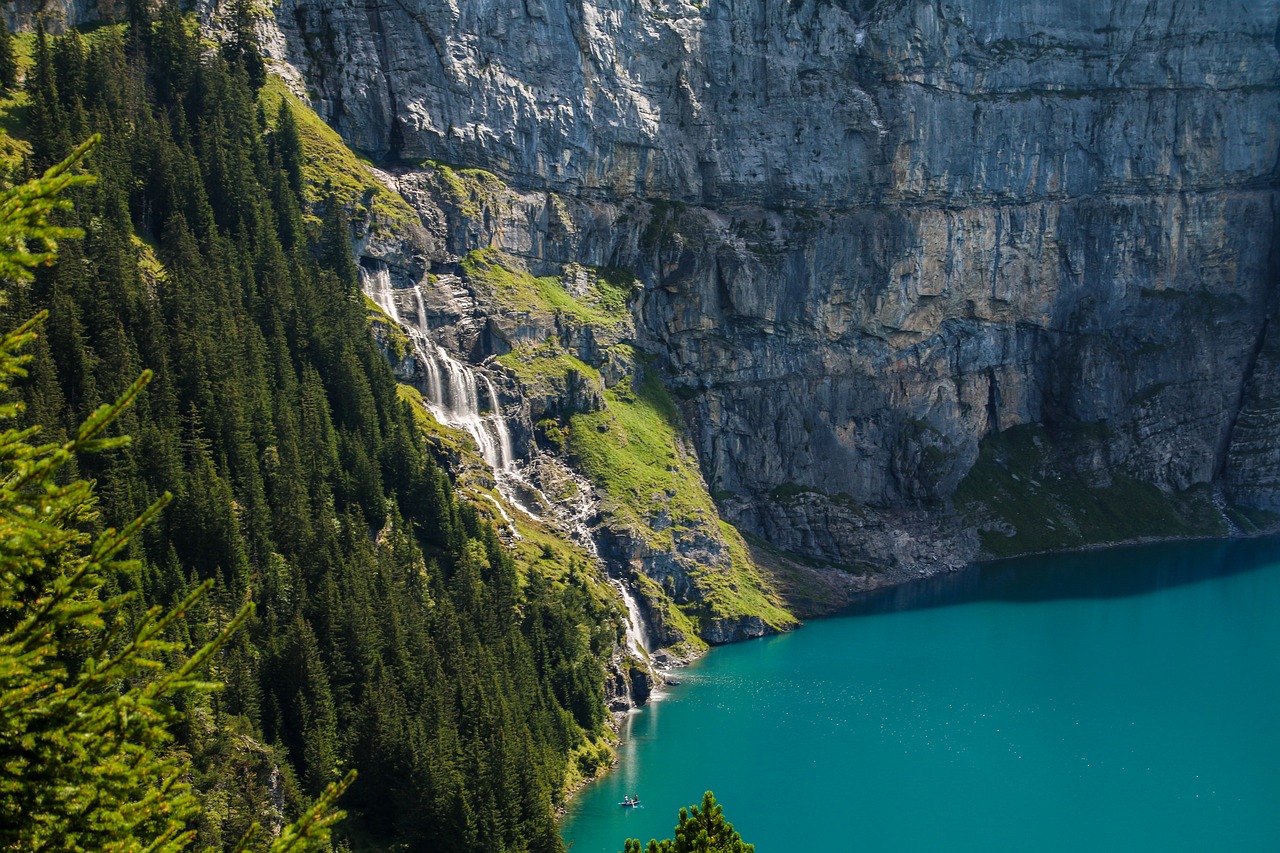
[15,0,1264,602]
[247,0,1280,576]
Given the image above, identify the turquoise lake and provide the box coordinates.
[560,537,1280,852]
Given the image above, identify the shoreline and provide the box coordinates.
[556,650,705,816]
[787,522,1280,620]
[558,526,1280,817]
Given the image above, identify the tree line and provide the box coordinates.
[0,6,613,851]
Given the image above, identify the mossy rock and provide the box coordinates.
[258,76,419,237]
[461,249,636,333]
[955,422,1228,558]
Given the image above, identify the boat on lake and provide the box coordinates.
[619,795,641,807]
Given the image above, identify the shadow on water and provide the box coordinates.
[839,535,1280,617]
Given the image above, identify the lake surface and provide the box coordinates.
[560,537,1280,852]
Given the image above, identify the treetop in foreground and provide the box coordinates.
[622,791,755,853]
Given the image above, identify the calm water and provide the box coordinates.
[560,538,1280,852]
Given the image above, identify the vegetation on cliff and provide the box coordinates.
[566,369,794,636]
[0,11,606,851]
[462,248,636,333]
[257,76,418,236]
[954,423,1228,557]
[474,243,796,645]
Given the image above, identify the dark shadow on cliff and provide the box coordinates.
[838,535,1280,617]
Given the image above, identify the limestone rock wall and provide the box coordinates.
[257,0,1279,568]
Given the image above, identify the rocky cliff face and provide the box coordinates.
[253,0,1279,575]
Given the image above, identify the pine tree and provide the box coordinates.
[25,22,70,170]
[273,101,304,198]
[622,792,755,853]
[0,138,352,853]
[223,0,267,92]
[0,17,17,92]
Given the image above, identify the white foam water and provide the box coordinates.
[359,265,650,658]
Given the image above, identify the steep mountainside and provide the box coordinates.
[252,0,1280,582]
[0,16,647,851]
[19,0,1277,616]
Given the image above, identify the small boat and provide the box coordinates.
[619,795,641,807]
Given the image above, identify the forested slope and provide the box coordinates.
[0,10,613,851]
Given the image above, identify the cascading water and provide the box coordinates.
[483,373,516,468]
[480,493,519,535]
[611,579,650,656]
[365,265,400,324]
[1213,486,1244,537]
[359,264,652,660]
[361,265,511,469]
[359,265,542,515]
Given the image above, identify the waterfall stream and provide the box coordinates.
[360,264,651,659]
[363,265,516,473]
[611,579,650,656]
[365,265,400,325]
[1213,486,1245,537]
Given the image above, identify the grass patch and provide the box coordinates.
[423,160,508,218]
[568,371,717,549]
[567,370,794,633]
[461,249,635,331]
[698,520,798,630]
[771,482,815,502]
[0,87,30,174]
[954,423,1227,558]
[634,572,707,657]
[259,76,419,235]
[496,340,600,401]
[767,482,866,517]
[131,235,168,284]
[0,31,39,173]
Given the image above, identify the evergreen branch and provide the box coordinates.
[226,822,262,853]
[270,770,356,853]
[87,492,171,566]
[71,368,153,452]
[150,599,255,697]
[71,580,216,702]
[0,137,99,286]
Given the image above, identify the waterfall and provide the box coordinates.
[411,334,512,472]
[483,374,516,470]
[480,493,520,538]
[611,579,650,657]
[358,264,653,660]
[365,264,400,324]
[1212,487,1244,537]
[359,265,532,505]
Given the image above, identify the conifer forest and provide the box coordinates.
[3,0,1276,850]
[0,8,615,851]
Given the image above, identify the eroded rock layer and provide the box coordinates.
[247,0,1280,573]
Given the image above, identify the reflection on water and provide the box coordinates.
[841,536,1280,616]
[562,536,1280,853]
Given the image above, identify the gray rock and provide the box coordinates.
[245,0,1280,573]
[4,0,1246,596]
